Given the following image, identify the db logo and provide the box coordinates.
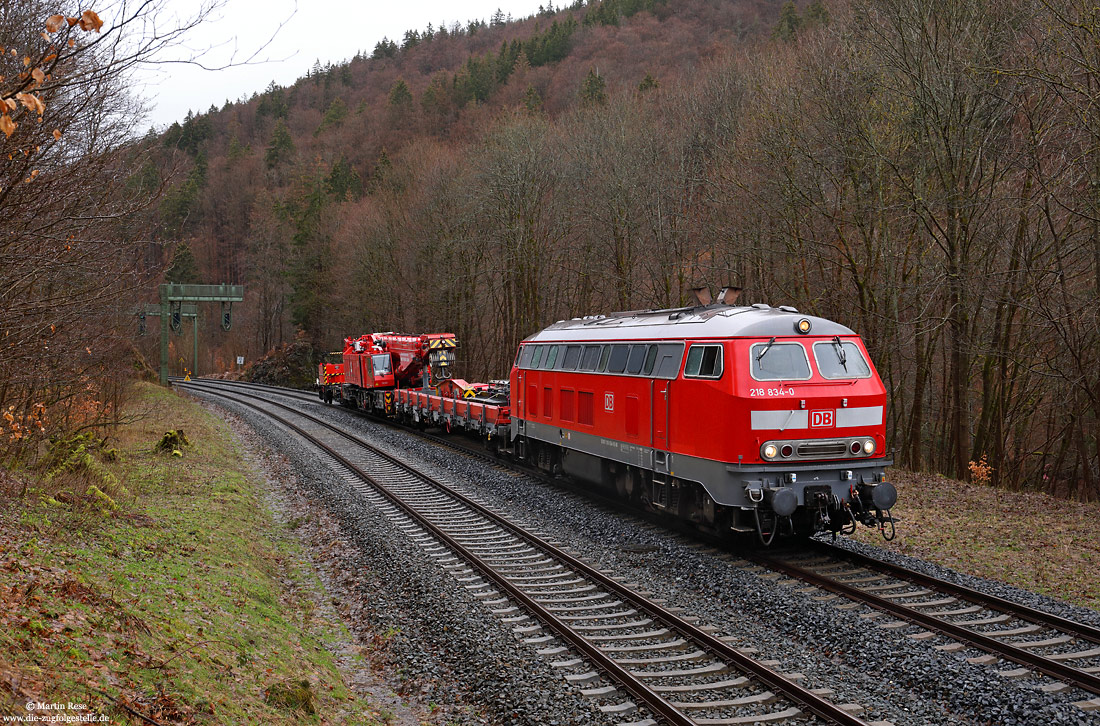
[810,410,834,428]
[604,393,614,412]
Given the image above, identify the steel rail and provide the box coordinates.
[750,552,1100,696]
[179,380,873,726]
[812,542,1100,645]
[185,378,1100,696]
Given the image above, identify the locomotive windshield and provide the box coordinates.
[750,342,811,381]
[813,340,871,379]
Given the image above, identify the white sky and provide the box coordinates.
[133,0,547,130]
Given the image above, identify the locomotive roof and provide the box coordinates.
[525,304,856,343]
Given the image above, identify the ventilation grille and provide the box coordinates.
[796,440,848,458]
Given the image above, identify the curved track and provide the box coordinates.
[752,548,1100,700]
[179,377,1100,713]
[178,379,883,726]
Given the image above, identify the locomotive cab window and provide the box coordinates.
[750,341,811,381]
[684,345,723,378]
[642,345,659,375]
[813,340,871,379]
[653,343,685,379]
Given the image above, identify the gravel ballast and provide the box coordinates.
[196,391,610,726]
[190,385,1100,726]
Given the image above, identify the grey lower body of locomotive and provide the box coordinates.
[513,418,897,517]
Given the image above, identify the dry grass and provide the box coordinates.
[851,470,1100,610]
[0,382,391,724]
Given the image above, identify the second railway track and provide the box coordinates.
[750,546,1100,701]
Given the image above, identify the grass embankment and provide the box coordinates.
[852,469,1100,611]
[0,382,391,724]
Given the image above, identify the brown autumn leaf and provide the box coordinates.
[45,14,65,33]
[52,128,61,140]
[2,98,16,112]
[67,38,75,48]
[22,56,30,67]
[66,17,79,27]
[79,11,104,32]
[31,68,45,85]
[16,93,44,115]
[0,114,16,138]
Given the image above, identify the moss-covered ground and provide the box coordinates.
[0,382,398,724]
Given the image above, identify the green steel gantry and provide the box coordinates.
[151,284,244,385]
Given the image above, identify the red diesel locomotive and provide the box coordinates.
[509,295,896,542]
[319,293,896,543]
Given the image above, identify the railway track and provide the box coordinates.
[177,379,885,726]
[751,547,1100,707]
[178,378,1100,715]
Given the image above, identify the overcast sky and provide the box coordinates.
[134,0,546,130]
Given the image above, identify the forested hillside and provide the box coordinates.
[140,0,1099,501]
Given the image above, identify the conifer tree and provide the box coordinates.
[805,0,829,27]
[166,244,201,284]
[773,1,803,41]
[265,119,295,169]
[388,79,414,107]
[580,68,607,107]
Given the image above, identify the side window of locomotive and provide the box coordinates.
[580,345,602,371]
[750,342,811,381]
[563,345,583,370]
[530,345,545,369]
[518,345,534,369]
[626,344,648,375]
[642,345,659,375]
[813,341,871,379]
[654,343,685,379]
[597,345,612,371]
[684,345,723,379]
[607,344,630,373]
[542,345,560,370]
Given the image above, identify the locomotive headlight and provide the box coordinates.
[763,444,779,460]
[795,318,812,334]
[863,439,875,455]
